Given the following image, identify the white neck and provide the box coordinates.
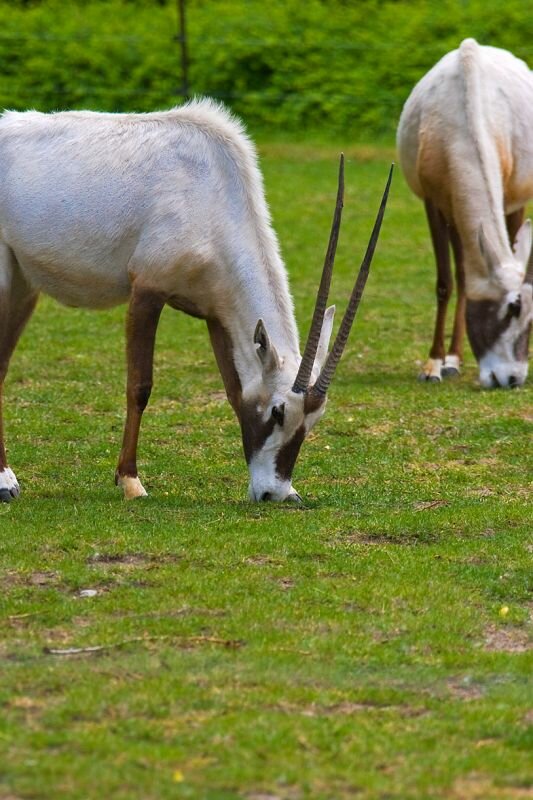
[217,249,301,392]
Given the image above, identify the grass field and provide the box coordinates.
[0,143,531,800]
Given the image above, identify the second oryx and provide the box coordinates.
[397,39,533,388]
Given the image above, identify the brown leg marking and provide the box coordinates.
[0,255,38,487]
[206,317,242,420]
[115,284,165,498]
[505,208,525,246]
[446,224,466,370]
[422,199,452,380]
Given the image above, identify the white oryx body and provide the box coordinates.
[0,102,297,341]
[397,39,533,388]
[0,99,391,502]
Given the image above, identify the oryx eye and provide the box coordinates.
[271,403,285,426]
[508,296,521,318]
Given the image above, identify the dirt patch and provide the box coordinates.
[244,556,283,567]
[484,625,531,654]
[107,606,227,621]
[246,795,283,800]
[355,531,433,547]
[276,578,295,590]
[1,570,23,589]
[451,775,533,799]
[87,553,182,570]
[2,570,61,588]
[413,499,449,511]
[446,678,485,701]
[29,571,60,586]
[274,701,427,718]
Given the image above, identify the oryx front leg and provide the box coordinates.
[419,200,452,383]
[116,284,165,500]
[0,246,38,501]
[441,225,465,378]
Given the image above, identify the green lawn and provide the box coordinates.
[0,143,531,800]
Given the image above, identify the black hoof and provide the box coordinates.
[0,488,13,503]
[442,366,460,378]
[418,372,441,383]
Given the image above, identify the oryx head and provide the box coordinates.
[467,221,533,389]
[242,158,394,502]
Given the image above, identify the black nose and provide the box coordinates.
[261,491,272,502]
[490,372,501,388]
[508,375,518,388]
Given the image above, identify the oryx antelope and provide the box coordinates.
[397,39,533,388]
[0,99,392,503]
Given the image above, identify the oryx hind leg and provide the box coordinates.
[505,207,525,247]
[442,224,465,377]
[115,283,165,500]
[419,199,452,383]
[0,245,38,501]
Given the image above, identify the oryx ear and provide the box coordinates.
[512,219,532,270]
[478,226,500,274]
[254,319,280,375]
[314,305,336,372]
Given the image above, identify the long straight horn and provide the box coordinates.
[311,163,394,397]
[292,154,345,394]
[526,236,533,284]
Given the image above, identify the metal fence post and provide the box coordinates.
[176,0,189,102]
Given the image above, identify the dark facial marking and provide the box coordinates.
[466,299,519,361]
[514,321,531,361]
[271,403,285,426]
[240,399,275,464]
[275,425,306,482]
[303,390,327,415]
[508,296,522,318]
[207,318,243,417]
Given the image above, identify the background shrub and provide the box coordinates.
[0,0,532,138]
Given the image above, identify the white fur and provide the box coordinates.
[0,100,298,355]
[247,391,325,502]
[479,284,533,387]
[0,99,335,500]
[116,475,147,500]
[398,40,533,296]
[443,354,461,373]
[0,467,20,497]
[397,39,533,385]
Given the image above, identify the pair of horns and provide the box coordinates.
[292,156,394,396]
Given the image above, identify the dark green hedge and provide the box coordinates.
[0,0,532,138]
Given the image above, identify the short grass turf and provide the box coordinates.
[0,143,531,800]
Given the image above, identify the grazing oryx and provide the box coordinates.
[397,38,533,388]
[0,99,392,503]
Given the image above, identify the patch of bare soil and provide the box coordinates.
[413,499,449,511]
[276,577,295,590]
[274,700,427,718]
[87,552,182,570]
[355,531,433,547]
[2,570,61,588]
[244,555,283,566]
[484,625,531,654]
[246,786,301,800]
[446,678,485,701]
[29,571,60,586]
[451,775,533,799]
